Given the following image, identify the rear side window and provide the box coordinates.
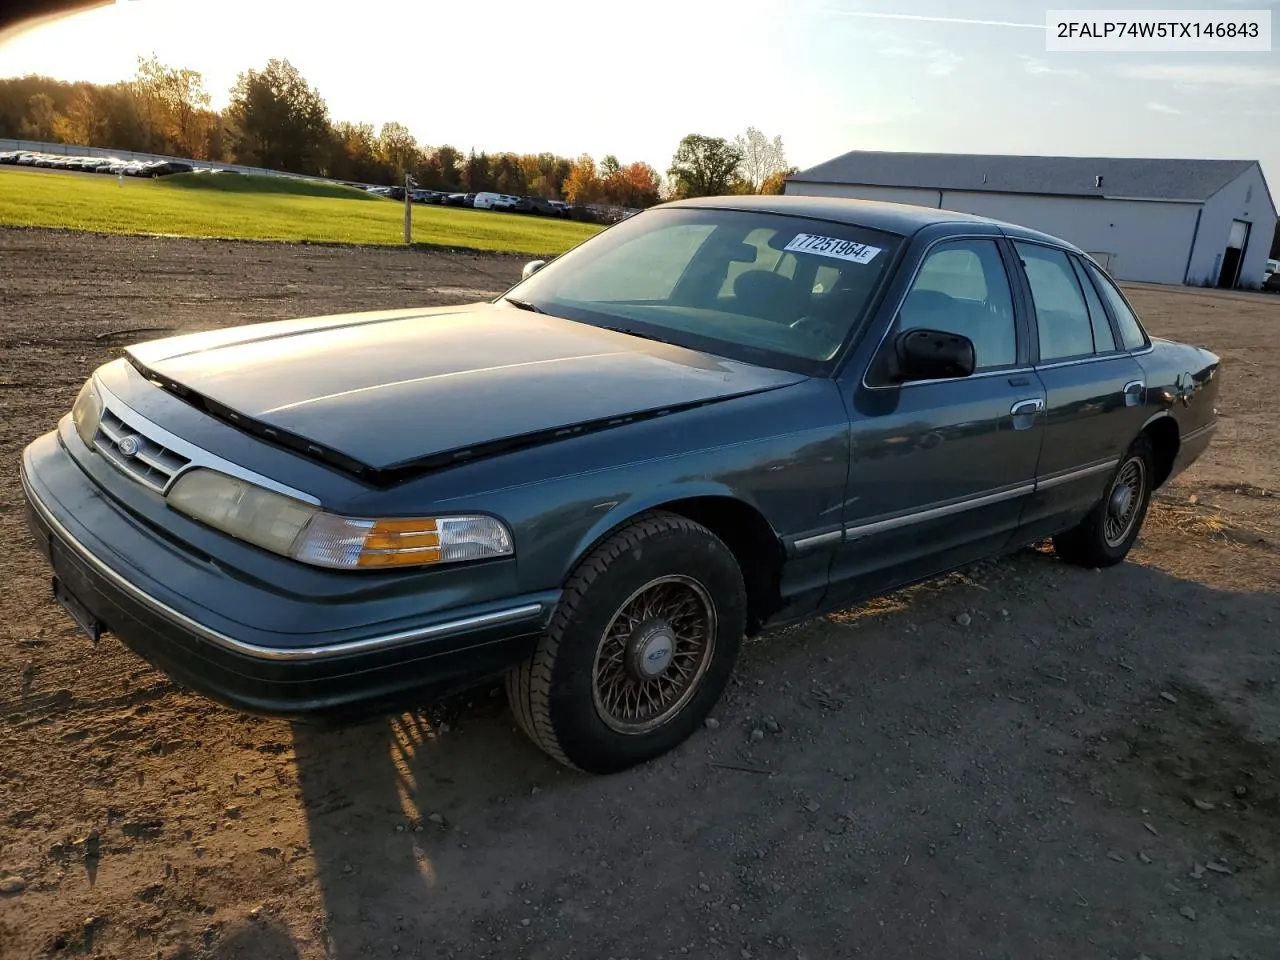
[1083,261,1149,350]
[1015,243,1095,362]
[1069,255,1117,353]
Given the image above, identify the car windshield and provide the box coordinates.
[503,207,902,373]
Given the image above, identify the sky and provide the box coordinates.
[0,0,1277,190]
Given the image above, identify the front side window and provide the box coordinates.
[504,207,902,373]
[1016,242,1096,362]
[1083,260,1150,351]
[876,238,1017,378]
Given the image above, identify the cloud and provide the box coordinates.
[879,42,963,75]
[1119,64,1280,88]
[1146,102,1183,115]
[1019,56,1085,79]
[926,50,963,75]
[818,8,1044,29]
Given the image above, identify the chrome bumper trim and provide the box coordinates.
[21,461,544,663]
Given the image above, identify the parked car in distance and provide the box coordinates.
[20,195,1220,774]
[514,196,571,217]
[473,191,520,210]
[1264,259,1280,292]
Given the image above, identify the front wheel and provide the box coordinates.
[1053,434,1155,568]
[506,512,746,774]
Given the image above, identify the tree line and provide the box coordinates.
[0,57,797,206]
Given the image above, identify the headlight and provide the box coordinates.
[71,378,103,448]
[166,469,514,570]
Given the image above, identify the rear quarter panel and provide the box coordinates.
[1136,338,1221,437]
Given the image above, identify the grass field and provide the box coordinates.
[0,167,603,255]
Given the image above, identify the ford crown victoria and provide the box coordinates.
[21,196,1220,773]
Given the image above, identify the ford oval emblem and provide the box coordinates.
[117,435,141,457]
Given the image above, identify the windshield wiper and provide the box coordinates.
[503,296,544,314]
[602,325,668,345]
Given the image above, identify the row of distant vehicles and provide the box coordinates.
[364,185,575,218]
[0,150,195,178]
[2,149,582,219]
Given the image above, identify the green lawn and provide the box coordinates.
[0,168,603,255]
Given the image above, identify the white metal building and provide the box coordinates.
[784,151,1277,288]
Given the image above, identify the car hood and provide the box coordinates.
[125,302,806,476]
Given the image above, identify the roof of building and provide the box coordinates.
[788,151,1259,202]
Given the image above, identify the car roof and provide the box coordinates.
[659,194,1083,251]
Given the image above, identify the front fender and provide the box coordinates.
[557,482,775,582]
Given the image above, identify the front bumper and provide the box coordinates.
[20,431,557,718]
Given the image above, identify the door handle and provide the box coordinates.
[1123,380,1144,407]
[1010,398,1044,416]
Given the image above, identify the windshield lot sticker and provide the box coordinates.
[784,234,882,264]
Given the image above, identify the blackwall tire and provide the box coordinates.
[505,511,746,774]
[1053,434,1155,568]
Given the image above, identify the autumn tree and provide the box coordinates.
[0,66,657,199]
[435,145,461,186]
[131,55,214,157]
[375,121,417,178]
[603,160,661,208]
[563,153,603,204]
[19,92,58,140]
[491,152,526,195]
[759,165,799,195]
[518,152,571,199]
[732,126,788,193]
[461,149,494,192]
[52,87,106,145]
[667,134,742,198]
[327,121,379,181]
[226,59,330,174]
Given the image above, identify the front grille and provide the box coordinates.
[93,407,192,492]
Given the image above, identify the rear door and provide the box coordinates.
[1010,241,1149,539]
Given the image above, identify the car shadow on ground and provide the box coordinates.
[275,545,1280,960]
[174,920,302,960]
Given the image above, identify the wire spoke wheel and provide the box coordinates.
[591,574,717,734]
[1103,456,1146,548]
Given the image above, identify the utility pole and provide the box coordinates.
[404,173,417,245]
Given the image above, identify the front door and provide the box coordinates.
[827,236,1046,606]
[1010,242,1149,539]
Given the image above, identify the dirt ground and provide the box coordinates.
[1,227,1278,960]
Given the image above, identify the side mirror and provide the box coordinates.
[522,259,547,280]
[894,328,975,382]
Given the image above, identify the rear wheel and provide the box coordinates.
[1053,434,1155,568]
[506,512,746,773]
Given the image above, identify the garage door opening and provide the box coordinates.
[1217,219,1251,288]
